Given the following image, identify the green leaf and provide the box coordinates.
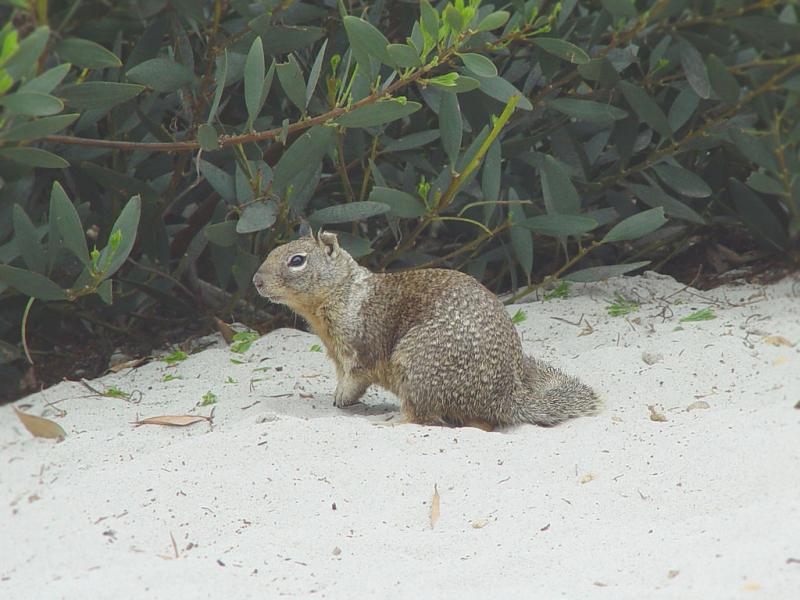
[199,159,235,202]
[563,261,650,282]
[248,24,324,54]
[420,0,440,42]
[59,82,145,109]
[20,64,71,94]
[0,92,63,116]
[50,182,90,267]
[368,186,425,218]
[729,179,788,250]
[55,37,121,69]
[12,205,46,273]
[679,41,711,100]
[204,221,238,246]
[97,195,142,281]
[127,58,195,92]
[679,308,716,322]
[197,123,219,151]
[244,37,266,123]
[746,172,784,195]
[96,279,113,304]
[458,53,497,78]
[272,126,335,193]
[2,113,79,141]
[207,50,228,123]
[306,39,328,105]
[729,129,779,172]
[308,201,390,225]
[439,92,462,166]
[601,0,637,18]
[0,265,68,301]
[628,183,704,224]
[540,155,580,214]
[276,56,307,112]
[0,147,69,168]
[427,73,481,93]
[383,130,440,152]
[387,44,422,68]
[473,75,533,110]
[706,55,739,105]
[519,214,598,237]
[237,200,278,234]
[532,38,590,64]
[475,10,510,32]
[550,98,628,124]
[617,80,671,138]
[335,100,421,128]
[343,15,393,67]
[667,87,699,132]
[508,193,533,277]
[652,164,711,198]
[4,26,49,80]
[602,207,667,243]
[444,5,465,33]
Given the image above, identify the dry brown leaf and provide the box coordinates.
[471,518,488,529]
[108,357,150,373]
[13,407,66,439]
[648,405,667,422]
[430,484,440,529]
[762,335,794,347]
[214,317,236,344]
[579,473,595,484]
[686,401,710,411]
[742,582,761,591]
[133,415,210,427]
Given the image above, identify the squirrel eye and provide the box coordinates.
[288,254,306,268]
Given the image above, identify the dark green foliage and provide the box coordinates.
[0,0,799,375]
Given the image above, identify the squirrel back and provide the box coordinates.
[253,230,600,427]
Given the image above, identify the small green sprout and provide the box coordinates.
[225,376,236,384]
[544,281,571,301]
[511,309,527,325]
[310,344,323,352]
[199,391,217,406]
[163,374,182,382]
[163,350,188,364]
[231,331,260,354]
[679,308,717,322]
[607,292,639,317]
[103,385,130,399]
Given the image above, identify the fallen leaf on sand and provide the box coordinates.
[132,415,211,427]
[13,407,66,439]
[430,484,440,529]
[772,356,789,366]
[742,582,761,591]
[579,473,595,484]
[762,335,794,347]
[667,570,680,579]
[108,357,150,373]
[648,405,667,422]
[686,401,710,411]
[471,518,488,529]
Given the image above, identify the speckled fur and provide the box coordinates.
[253,231,600,427]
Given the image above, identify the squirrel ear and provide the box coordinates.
[298,221,312,239]
[318,231,340,257]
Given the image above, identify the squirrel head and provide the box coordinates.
[253,229,359,312]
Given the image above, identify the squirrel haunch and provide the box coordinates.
[253,231,600,427]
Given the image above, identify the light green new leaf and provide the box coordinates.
[309,201,390,225]
[335,100,421,128]
[50,182,90,267]
[127,58,195,92]
[602,207,667,243]
[56,37,121,69]
[97,195,142,281]
[532,38,590,64]
[0,92,63,116]
[0,265,68,301]
[368,186,425,218]
[4,26,49,80]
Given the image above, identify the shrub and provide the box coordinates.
[0,0,798,388]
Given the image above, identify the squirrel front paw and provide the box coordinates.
[333,378,367,408]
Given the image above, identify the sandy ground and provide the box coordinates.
[1,271,799,599]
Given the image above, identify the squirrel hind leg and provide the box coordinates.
[512,356,602,426]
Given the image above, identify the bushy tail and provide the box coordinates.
[509,356,601,426]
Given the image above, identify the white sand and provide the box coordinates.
[1,272,799,599]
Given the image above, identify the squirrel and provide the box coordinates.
[252,229,600,429]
